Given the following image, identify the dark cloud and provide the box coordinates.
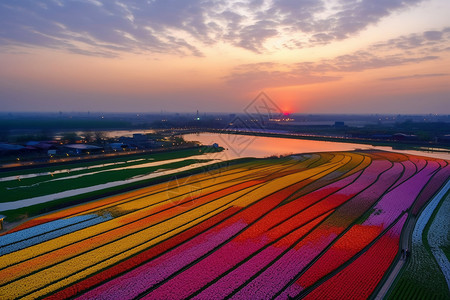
[235,21,279,53]
[324,0,423,38]
[0,0,433,56]
[424,31,443,41]
[0,0,206,57]
[268,0,325,29]
[369,28,450,55]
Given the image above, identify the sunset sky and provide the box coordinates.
[0,0,449,114]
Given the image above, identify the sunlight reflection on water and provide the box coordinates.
[183,133,450,160]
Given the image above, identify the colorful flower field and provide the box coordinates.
[388,177,450,299]
[0,150,448,299]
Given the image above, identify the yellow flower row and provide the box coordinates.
[67,166,249,217]
[110,165,282,214]
[1,156,350,295]
[0,164,281,269]
[340,152,372,175]
[71,162,287,218]
[2,160,300,291]
[0,177,265,287]
[233,155,348,208]
[31,160,270,222]
[2,183,264,298]
[1,153,377,299]
[2,157,326,296]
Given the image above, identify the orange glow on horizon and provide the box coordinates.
[266,88,303,115]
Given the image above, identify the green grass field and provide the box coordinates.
[0,146,231,222]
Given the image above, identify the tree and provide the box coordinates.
[94,131,107,144]
[83,131,94,143]
[62,132,79,144]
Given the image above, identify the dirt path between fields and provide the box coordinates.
[374,215,415,299]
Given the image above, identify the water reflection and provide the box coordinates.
[183,133,450,160]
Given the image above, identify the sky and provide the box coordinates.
[0,0,449,114]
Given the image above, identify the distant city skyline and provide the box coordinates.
[0,0,449,114]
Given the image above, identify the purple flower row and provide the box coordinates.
[412,164,450,214]
[363,160,440,228]
[388,160,417,191]
[330,160,391,198]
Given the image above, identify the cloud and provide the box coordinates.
[225,61,341,89]
[424,30,443,41]
[0,0,206,57]
[314,0,424,40]
[225,28,448,88]
[314,53,439,72]
[0,0,432,56]
[225,53,440,89]
[379,73,449,81]
[235,21,279,53]
[370,27,450,52]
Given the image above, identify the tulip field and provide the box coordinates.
[388,162,450,300]
[0,150,448,299]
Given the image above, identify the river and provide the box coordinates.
[183,132,450,160]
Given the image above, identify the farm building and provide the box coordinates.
[63,144,103,154]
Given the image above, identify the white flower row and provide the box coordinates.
[411,182,444,246]
[428,181,450,289]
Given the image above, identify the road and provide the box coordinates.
[374,215,415,299]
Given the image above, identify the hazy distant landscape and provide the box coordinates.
[1,112,449,166]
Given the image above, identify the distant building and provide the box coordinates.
[132,134,147,141]
[118,134,162,149]
[109,143,128,151]
[26,141,57,152]
[63,144,103,154]
[0,143,30,156]
[393,133,418,141]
